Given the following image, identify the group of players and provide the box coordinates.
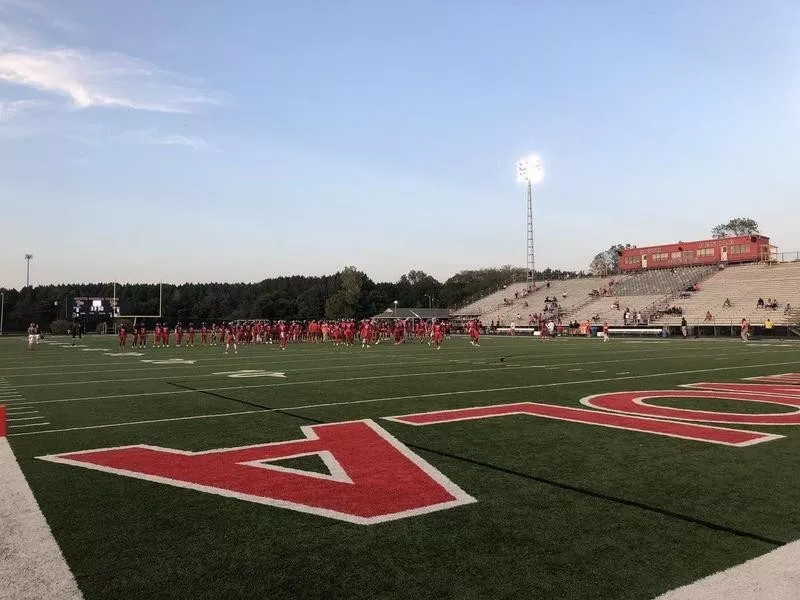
[117,319,483,353]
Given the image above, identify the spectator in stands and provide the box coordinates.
[723,298,732,308]
[757,297,764,308]
[705,311,713,322]
[785,303,792,315]
[769,299,778,310]
[636,311,643,325]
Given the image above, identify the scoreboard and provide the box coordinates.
[72,297,120,319]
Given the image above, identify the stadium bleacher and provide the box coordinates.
[473,276,626,325]
[652,262,800,326]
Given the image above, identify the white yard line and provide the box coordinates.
[9,360,800,437]
[8,422,51,428]
[655,539,800,600]
[0,433,83,599]
[9,350,782,407]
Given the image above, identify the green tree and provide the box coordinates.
[711,217,760,239]
[589,244,632,275]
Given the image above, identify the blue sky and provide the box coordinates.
[1,0,798,288]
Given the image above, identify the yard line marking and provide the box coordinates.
[10,349,778,401]
[0,344,755,372]
[568,368,582,372]
[617,372,630,375]
[5,411,38,416]
[4,406,34,411]
[8,422,50,428]
[10,360,800,437]
[7,416,44,421]
[0,420,83,599]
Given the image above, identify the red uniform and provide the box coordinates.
[118,326,127,348]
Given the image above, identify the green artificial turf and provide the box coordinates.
[2,334,800,599]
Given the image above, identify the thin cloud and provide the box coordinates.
[0,3,227,114]
[0,98,46,121]
[0,47,226,113]
[117,129,217,152]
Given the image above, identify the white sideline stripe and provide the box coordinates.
[8,422,50,428]
[11,351,780,407]
[9,360,800,437]
[0,438,84,599]
[0,343,760,374]
[654,538,800,600]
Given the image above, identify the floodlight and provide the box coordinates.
[516,155,544,184]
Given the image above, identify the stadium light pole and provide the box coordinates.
[24,253,33,288]
[515,155,544,287]
[393,300,398,316]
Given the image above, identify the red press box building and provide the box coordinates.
[619,234,772,272]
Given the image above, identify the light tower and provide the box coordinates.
[515,155,544,286]
[24,253,33,288]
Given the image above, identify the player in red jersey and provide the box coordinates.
[430,320,443,350]
[602,321,610,342]
[201,323,208,346]
[360,320,372,348]
[175,324,183,347]
[162,324,170,348]
[393,319,405,345]
[278,321,288,350]
[152,324,161,348]
[224,326,238,354]
[468,319,481,347]
[138,324,146,348]
[188,323,195,347]
[118,325,127,349]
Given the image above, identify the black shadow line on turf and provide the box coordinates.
[166,381,787,547]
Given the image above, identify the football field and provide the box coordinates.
[2,334,800,599]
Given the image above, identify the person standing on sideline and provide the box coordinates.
[741,318,750,342]
[602,321,610,342]
[681,317,688,338]
[27,323,37,351]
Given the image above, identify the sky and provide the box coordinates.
[1,0,799,288]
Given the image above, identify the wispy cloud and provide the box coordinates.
[0,97,46,121]
[117,129,217,152]
[0,2,226,114]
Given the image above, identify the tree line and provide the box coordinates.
[0,265,580,332]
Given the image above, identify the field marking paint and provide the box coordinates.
[13,350,786,406]
[655,538,800,599]
[212,370,287,379]
[0,413,83,599]
[7,416,44,422]
[10,360,800,437]
[104,352,144,357]
[8,422,51,428]
[38,420,476,525]
[0,343,760,372]
[6,411,39,417]
[5,406,34,411]
[384,402,781,447]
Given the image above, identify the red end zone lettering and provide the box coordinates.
[38,420,476,525]
[385,402,780,446]
[0,406,6,437]
[583,388,800,425]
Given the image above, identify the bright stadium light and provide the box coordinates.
[516,155,544,185]
[516,154,544,287]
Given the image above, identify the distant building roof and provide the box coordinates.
[372,307,453,320]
